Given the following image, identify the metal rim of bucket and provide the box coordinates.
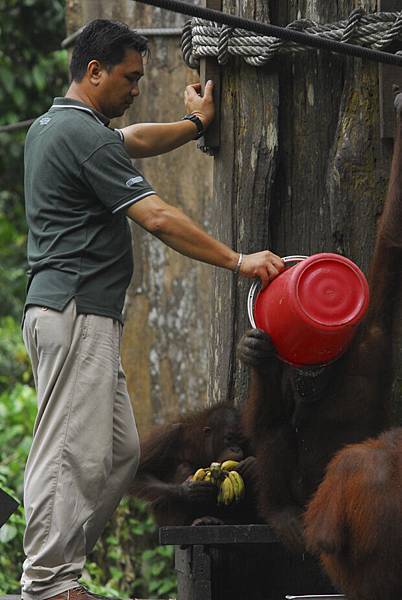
[247,255,308,329]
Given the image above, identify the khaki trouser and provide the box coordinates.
[21,300,140,600]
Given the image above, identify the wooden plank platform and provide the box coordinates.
[159,524,337,600]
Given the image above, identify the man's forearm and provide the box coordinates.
[155,211,239,270]
[127,194,285,286]
[127,197,238,270]
[121,120,201,158]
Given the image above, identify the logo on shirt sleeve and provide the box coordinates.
[126,176,144,187]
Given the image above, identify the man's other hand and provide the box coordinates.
[184,80,215,129]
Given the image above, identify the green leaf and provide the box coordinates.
[0,67,14,95]
[12,87,26,109]
[33,64,46,91]
[0,524,17,543]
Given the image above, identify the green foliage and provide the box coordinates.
[0,198,27,318]
[0,317,33,393]
[0,504,27,595]
[0,0,68,125]
[0,0,69,319]
[0,381,36,594]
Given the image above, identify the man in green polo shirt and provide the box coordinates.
[22,18,284,600]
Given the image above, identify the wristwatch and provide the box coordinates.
[182,114,205,139]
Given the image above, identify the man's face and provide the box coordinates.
[96,49,144,118]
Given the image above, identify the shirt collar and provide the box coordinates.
[51,97,111,127]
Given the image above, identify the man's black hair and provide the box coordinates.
[70,19,148,82]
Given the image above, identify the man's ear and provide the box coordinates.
[87,60,103,86]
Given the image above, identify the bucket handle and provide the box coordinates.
[247,255,309,329]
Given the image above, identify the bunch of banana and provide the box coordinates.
[192,460,245,506]
[216,467,245,506]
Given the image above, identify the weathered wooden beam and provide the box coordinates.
[198,0,222,154]
[378,0,402,138]
[159,523,278,545]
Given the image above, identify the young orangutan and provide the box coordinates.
[304,427,402,600]
[237,92,402,552]
[129,401,258,526]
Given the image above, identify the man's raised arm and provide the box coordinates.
[121,81,215,158]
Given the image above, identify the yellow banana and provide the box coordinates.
[217,483,224,505]
[221,460,240,472]
[204,470,212,482]
[192,468,207,482]
[220,475,235,505]
[230,471,244,501]
[217,482,225,505]
[228,470,245,502]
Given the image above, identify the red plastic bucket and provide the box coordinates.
[248,253,369,366]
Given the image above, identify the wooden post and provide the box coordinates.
[378,0,402,139]
[198,0,222,154]
[206,0,278,406]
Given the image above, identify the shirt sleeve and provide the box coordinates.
[81,141,156,213]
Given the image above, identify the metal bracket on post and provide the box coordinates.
[0,487,19,529]
[379,0,402,139]
[197,0,222,155]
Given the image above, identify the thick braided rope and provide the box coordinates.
[181,10,402,67]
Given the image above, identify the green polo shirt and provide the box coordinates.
[24,97,155,322]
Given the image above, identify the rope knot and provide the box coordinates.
[181,19,200,68]
[375,11,402,50]
[342,7,365,43]
[218,25,234,64]
[287,18,317,32]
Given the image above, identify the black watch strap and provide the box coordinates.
[182,114,205,139]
